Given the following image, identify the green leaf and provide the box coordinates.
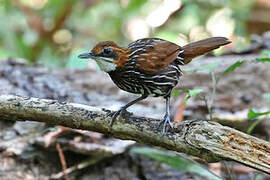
[183,61,221,72]
[222,61,245,75]
[188,89,203,97]
[131,147,222,180]
[255,58,270,63]
[253,50,270,63]
[263,93,270,101]
[184,89,203,104]
[173,89,203,104]
[247,109,270,120]
[247,109,269,133]
[247,119,264,134]
[173,90,181,97]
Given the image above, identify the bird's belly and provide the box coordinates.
[109,64,182,97]
[112,78,146,95]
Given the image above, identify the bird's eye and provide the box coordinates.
[103,47,113,56]
[101,47,117,59]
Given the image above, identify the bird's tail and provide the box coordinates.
[182,37,231,64]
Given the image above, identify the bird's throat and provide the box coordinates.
[95,59,116,72]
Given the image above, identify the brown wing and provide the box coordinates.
[129,38,181,73]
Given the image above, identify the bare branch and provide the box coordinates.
[0,95,269,174]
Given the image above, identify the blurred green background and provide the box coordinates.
[0,0,269,68]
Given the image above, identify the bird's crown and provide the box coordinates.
[91,41,119,55]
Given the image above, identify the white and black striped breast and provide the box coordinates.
[108,62,183,97]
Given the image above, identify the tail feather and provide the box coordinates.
[182,37,231,64]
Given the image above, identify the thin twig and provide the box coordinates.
[208,71,217,121]
[56,143,70,180]
[51,156,106,179]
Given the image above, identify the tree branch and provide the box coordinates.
[0,95,269,174]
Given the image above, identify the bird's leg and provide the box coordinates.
[108,94,148,126]
[158,96,173,134]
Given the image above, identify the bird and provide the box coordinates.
[78,37,231,134]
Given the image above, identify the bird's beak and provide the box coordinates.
[78,52,96,59]
[78,51,114,63]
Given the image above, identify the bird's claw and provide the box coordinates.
[107,108,129,126]
[158,113,173,135]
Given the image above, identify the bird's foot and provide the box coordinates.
[107,108,130,126]
[158,113,173,135]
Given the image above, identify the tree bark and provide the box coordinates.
[0,95,269,174]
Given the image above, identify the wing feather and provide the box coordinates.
[129,38,181,73]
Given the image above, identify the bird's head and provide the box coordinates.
[78,41,129,72]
